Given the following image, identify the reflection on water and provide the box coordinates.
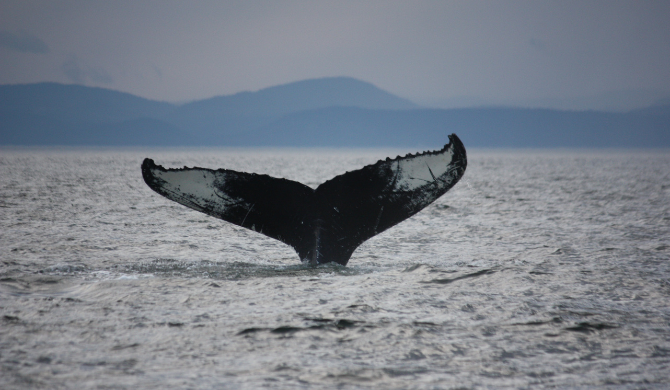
[1,147,669,389]
[127,259,365,280]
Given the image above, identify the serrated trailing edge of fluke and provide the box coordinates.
[142,157,290,183]
[143,134,466,183]
[377,132,464,164]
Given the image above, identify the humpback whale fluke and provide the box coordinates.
[141,134,467,265]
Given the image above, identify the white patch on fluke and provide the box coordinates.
[390,147,455,191]
[152,169,247,216]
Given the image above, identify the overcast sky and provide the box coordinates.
[1,0,669,109]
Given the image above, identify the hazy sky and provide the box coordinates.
[1,0,669,109]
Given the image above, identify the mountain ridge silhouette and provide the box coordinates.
[1,77,668,147]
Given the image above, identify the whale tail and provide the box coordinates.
[142,134,467,265]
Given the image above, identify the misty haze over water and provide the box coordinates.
[1,77,669,148]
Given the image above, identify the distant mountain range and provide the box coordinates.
[1,77,669,147]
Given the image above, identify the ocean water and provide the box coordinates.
[1,147,669,389]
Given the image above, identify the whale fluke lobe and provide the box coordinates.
[141,134,467,265]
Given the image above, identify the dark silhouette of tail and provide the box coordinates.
[142,134,467,265]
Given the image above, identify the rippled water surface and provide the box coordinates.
[1,147,669,389]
